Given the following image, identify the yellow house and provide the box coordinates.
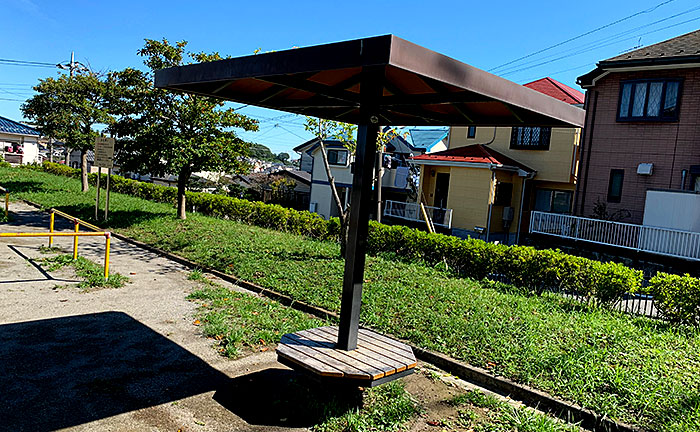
[410,78,584,244]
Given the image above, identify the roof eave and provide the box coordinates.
[577,55,700,87]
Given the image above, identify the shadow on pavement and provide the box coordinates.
[0,312,227,431]
[214,368,362,428]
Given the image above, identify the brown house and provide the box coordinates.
[575,29,700,224]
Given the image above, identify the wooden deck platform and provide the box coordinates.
[277,326,417,387]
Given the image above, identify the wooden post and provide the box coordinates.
[337,66,383,351]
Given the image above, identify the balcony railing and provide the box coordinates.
[384,200,453,228]
[530,211,700,261]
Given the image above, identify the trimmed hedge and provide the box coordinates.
[34,161,699,324]
[648,273,700,326]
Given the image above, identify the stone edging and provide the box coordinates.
[20,199,644,432]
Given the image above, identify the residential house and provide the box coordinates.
[575,29,700,227]
[295,128,447,219]
[410,78,584,243]
[1,116,41,165]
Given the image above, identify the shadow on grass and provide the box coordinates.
[2,180,48,194]
[214,368,362,428]
[47,204,172,229]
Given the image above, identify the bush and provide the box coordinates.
[36,161,649,307]
[648,273,700,326]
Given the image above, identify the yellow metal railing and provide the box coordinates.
[46,209,111,278]
[0,231,112,279]
[0,186,8,219]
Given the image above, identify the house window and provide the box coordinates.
[534,189,572,214]
[467,126,476,138]
[327,149,348,166]
[510,127,551,150]
[494,182,513,206]
[607,169,624,203]
[617,79,682,121]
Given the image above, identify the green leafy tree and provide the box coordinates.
[248,143,277,162]
[110,39,258,219]
[304,117,404,251]
[23,73,112,192]
[276,152,290,163]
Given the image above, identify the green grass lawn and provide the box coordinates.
[2,166,700,432]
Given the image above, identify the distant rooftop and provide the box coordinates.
[407,128,449,151]
[0,116,40,137]
[605,29,700,63]
[411,143,534,173]
[578,29,700,87]
[523,78,584,105]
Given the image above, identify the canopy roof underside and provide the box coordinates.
[155,35,584,128]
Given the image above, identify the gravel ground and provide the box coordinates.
[0,202,308,432]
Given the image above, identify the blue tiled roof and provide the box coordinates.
[408,128,448,151]
[0,116,40,136]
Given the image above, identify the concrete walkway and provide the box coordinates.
[0,201,309,432]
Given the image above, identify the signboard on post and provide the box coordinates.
[93,137,115,169]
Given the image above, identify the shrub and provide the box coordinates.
[648,273,700,326]
[35,161,651,307]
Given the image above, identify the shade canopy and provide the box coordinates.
[155,35,584,128]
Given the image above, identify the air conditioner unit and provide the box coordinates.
[637,163,654,175]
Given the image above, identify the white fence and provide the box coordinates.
[530,211,700,261]
[384,200,453,228]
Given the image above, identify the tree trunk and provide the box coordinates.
[176,169,189,220]
[80,151,89,192]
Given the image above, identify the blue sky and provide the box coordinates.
[2,0,700,155]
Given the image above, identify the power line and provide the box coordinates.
[0,58,56,68]
[501,14,700,77]
[497,5,700,75]
[489,0,678,72]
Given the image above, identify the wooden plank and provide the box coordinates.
[356,334,417,369]
[303,328,393,379]
[312,327,404,374]
[359,328,415,356]
[277,344,344,378]
[280,334,371,380]
[286,331,382,379]
[316,326,415,371]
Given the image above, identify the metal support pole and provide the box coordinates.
[73,221,79,260]
[376,151,383,223]
[104,233,111,280]
[49,212,55,247]
[336,66,384,351]
[95,166,101,220]
[337,123,379,350]
[104,168,111,221]
[4,192,7,219]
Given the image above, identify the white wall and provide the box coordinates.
[643,190,700,232]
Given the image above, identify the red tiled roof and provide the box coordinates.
[411,144,535,172]
[523,77,584,105]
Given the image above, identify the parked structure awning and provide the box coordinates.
[154,35,584,358]
[155,35,584,128]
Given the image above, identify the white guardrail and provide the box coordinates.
[529,211,700,261]
[384,200,453,228]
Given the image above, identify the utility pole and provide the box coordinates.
[57,51,87,77]
[56,52,88,167]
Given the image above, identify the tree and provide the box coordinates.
[23,73,112,192]
[304,118,356,252]
[304,118,404,251]
[276,152,290,163]
[248,143,277,162]
[110,39,258,219]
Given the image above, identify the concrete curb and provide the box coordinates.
[20,199,644,432]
